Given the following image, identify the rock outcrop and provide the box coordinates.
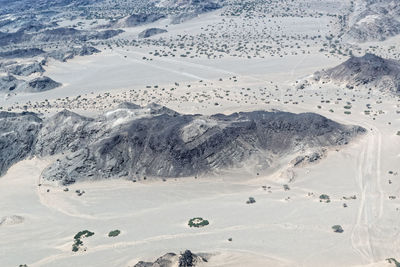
[0,111,42,176]
[0,75,23,91]
[0,48,45,59]
[313,53,400,94]
[138,28,167,38]
[134,250,208,267]
[47,46,100,62]
[124,13,166,27]
[25,76,61,92]
[0,104,366,183]
[5,61,45,76]
[345,0,400,42]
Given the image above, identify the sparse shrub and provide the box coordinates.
[386,258,400,267]
[188,217,209,228]
[246,197,256,204]
[108,230,121,237]
[283,184,290,191]
[319,194,330,203]
[72,230,94,252]
[332,225,343,233]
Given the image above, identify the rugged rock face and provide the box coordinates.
[0,75,61,93]
[25,76,61,92]
[123,13,166,27]
[5,61,45,76]
[346,0,400,42]
[0,27,122,46]
[42,104,364,184]
[138,28,168,38]
[0,48,45,59]
[33,28,123,43]
[313,53,400,94]
[0,111,42,176]
[33,109,94,156]
[0,103,365,183]
[168,0,223,24]
[134,250,208,267]
[47,46,100,62]
[347,14,400,42]
[0,75,23,91]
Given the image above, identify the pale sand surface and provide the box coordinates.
[0,4,400,267]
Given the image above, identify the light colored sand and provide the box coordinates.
[1,3,400,267]
[0,98,399,266]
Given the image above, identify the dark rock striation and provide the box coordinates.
[0,104,365,183]
[0,111,42,176]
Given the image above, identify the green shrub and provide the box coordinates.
[246,197,256,204]
[332,225,343,233]
[188,217,209,228]
[386,258,400,267]
[74,230,94,240]
[319,194,331,203]
[72,230,94,252]
[108,230,121,237]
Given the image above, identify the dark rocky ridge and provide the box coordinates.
[313,53,400,94]
[0,103,365,184]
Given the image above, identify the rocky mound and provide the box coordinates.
[313,53,400,94]
[0,104,365,184]
[25,76,61,92]
[138,28,167,38]
[134,250,208,267]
